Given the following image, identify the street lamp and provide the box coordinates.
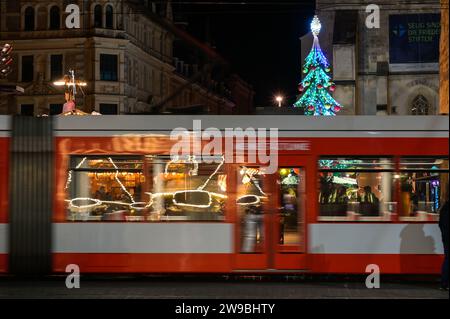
[275,95,284,108]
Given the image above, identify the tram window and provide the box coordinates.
[238,167,266,253]
[65,156,145,222]
[318,158,396,221]
[145,155,226,222]
[279,168,305,248]
[399,157,449,222]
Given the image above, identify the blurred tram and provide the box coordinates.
[0,115,448,275]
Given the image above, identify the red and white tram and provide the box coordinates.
[0,115,448,275]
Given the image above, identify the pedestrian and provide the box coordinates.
[439,198,449,290]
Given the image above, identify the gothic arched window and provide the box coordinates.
[411,95,430,115]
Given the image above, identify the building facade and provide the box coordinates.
[0,0,253,115]
[300,0,441,115]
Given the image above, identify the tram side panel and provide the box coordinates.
[306,136,448,275]
[52,136,235,273]
[307,223,444,274]
[51,128,449,274]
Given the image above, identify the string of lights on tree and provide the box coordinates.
[294,16,343,116]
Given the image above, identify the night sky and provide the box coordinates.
[172,1,316,107]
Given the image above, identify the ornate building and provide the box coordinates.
[300,0,441,115]
[0,0,254,115]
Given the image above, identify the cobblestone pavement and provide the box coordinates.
[0,276,448,299]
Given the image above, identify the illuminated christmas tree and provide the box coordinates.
[294,16,343,116]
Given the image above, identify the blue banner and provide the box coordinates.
[389,14,440,64]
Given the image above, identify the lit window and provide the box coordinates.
[318,158,396,221]
[65,155,227,222]
[66,156,145,221]
[237,166,265,252]
[146,156,226,221]
[399,157,449,221]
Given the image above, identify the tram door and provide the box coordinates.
[234,157,307,271]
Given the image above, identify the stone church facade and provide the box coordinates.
[301,0,441,115]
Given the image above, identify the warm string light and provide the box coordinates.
[108,157,135,203]
[66,156,272,212]
[172,190,213,208]
[240,167,267,196]
[236,195,261,206]
[197,156,225,191]
[67,198,102,212]
[65,157,87,190]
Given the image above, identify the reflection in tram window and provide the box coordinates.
[238,167,265,253]
[66,156,145,221]
[279,168,302,246]
[399,157,449,221]
[318,158,396,221]
[146,155,226,221]
[65,155,227,222]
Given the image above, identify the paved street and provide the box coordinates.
[0,276,448,299]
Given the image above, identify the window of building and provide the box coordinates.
[411,95,430,115]
[318,157,396,221]
[65,155,227,222]
[49,104,63,115]
[399,157,449,221]
[100,54,118,81]
[21,55,34,82]
[49,6,61,30]
[50,54,63,80]
[99,104,118,115]
[24,7,35,31]
[20,104,34,116]
[105,5,114,29]
[94,5,103,28]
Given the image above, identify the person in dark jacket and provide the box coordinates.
[439,199,449,290]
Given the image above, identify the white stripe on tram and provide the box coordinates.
[0,224,7,254]
[53,223,234,254]
[308,223,444,255]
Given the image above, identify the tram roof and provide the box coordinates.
[0,115,449,137]
[54,115,449,133]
